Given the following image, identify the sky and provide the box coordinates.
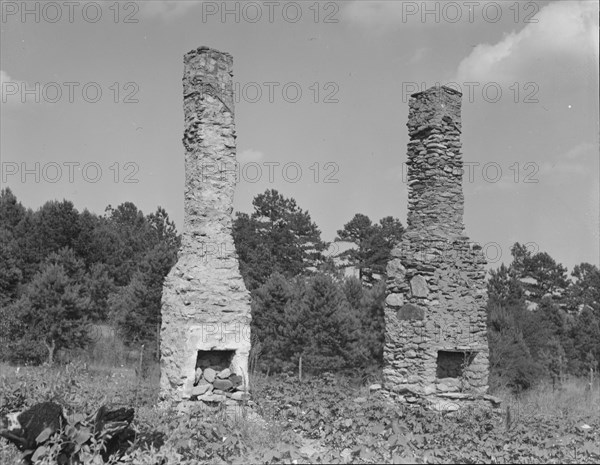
[1,0,598,274]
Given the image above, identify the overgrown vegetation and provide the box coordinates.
[1,364,599,464]
[1,187,600,463]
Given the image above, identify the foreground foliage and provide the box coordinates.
[1,364,598,464]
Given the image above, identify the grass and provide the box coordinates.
[1,360,599,464]
[0,359,301,464]
[495,377,600,426]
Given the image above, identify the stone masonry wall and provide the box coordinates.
[160,47,252,403]
[384,86,489,405]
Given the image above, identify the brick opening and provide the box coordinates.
[436,350,476,379]
[195,350,235,372]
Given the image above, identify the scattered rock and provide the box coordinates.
[203,368,216,383]
[194,368,203,385]
[430,401,460,412]
[191,383,212,397]
[229,374,243,387]
[231,391,250,401]
[217,368,231,379]
[199,393,227,403]
[182,378,195,399]
[213,379,233,391]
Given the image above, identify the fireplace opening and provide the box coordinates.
[436,350,476,379]
[196,350,235,372]
[188,349,245,400]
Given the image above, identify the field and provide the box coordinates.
[1,362,599,464]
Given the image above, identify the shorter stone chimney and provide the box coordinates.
[384,86,489,405]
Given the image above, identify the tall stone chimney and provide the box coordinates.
[384,86,489,405]
[160,47,251,403]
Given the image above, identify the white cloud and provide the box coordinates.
[238,149,265,163]
[564,141,597,160]
[540,142,598,180]
[1,69,23,104]
[140,0,201,19]
[342,1,406,28]
[0,69,12,87]
[409,47,430,64]
[455,1,599,83]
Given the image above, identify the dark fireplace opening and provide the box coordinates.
[436,350,476,379]
[196,350,235,372]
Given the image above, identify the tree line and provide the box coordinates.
[1,187,598,393]
[232,189,403,374]
[487,243,599,390]
[0,188,179,364]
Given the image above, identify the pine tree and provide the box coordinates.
[287,273,365,372]
[336,213,404,284]
[567,263,600,315]
[342,277,385,367]
[487,301,541,391]
[250,272,295,371]
[11,261,91,364]
[0,228,22,306]
[109,241,178,353]
[233,190,327,290]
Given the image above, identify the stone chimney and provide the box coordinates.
[384,86,489,405]
[160,47,252,403]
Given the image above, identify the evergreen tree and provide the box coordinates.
[336,213,404,284]
[0,187,26,231]
[287,273,366,372]
[342,277,385,366]
[487,263,525,307]
[510,243,569,301]
[109,241,178,352]
[486,301,541,391]
[0,228,23,306]
[571,306,600,375]
[487,244,590,386]
[109,273,148,345]
[567,263,600,316]
[360,280,386,365]
[9,260,91,364]
[84,263,115,321]
[250,272,295,371]
[233,212,276,290]
[233,190,327,290]
[0,190,181,364]
[11,208,43,283]
[32,200,82,262]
